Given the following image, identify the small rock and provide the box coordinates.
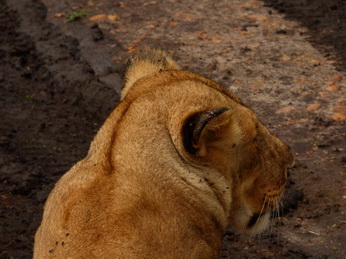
[319,91,330,97]
[331,113,346,121]
[278,107,295,113]
[331,106,346,113]
[211,38,222,44]
[306,104,322,111]
[107,15,119,21]
[71,5,82,10]
[89,14,106,21]
[53,13,65,18]
[332,75,343,82]
[170,21,178,27]
[281,54,291,61]
[308,59,320,64]
[325,86,340,92]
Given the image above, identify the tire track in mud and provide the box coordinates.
[1,0,118,257]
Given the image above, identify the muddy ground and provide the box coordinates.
[1,0,345,258]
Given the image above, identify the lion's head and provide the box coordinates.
[179,100,294,234]
[123,49,294,235]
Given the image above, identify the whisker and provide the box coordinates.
[272,195,282,234]
[250,195,268,239]
[259,195,268,218]
[250,99,262,112]
[248,91,268,114]
[269,195,278,235]
[279,199,283,218]
[228,80,239,94]
[270,212,274,231]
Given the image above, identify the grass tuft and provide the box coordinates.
[65,9,88,23]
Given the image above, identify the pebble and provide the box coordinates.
[331,106,346,113]
[53,13,65,18]
[107,15,119,21]
[306,104,322,111]
[319,91,330,98]
[89,14,106,21]
[278,107,295,113]
[281,54,291,61]
[331,113,346,121]
[332,75,343,82]
[325,86,340,92]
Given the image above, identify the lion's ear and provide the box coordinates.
[182,107,230,157]
[122,48,180,100]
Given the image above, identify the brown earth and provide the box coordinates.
[0,0,345,258]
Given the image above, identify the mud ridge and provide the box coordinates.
[1,0,118,257]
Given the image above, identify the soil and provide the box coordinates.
[0,0,345,258]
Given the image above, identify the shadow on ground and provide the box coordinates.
[262,0,346,71]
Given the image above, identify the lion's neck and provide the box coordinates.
[95,103,231,235]
[112,129,230,233]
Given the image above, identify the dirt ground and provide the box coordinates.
[1,0,345,258]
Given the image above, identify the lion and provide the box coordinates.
[34,49,294,258]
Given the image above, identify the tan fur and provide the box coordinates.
[34,49,294,258]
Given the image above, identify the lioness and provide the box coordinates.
[34,49,294,258]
